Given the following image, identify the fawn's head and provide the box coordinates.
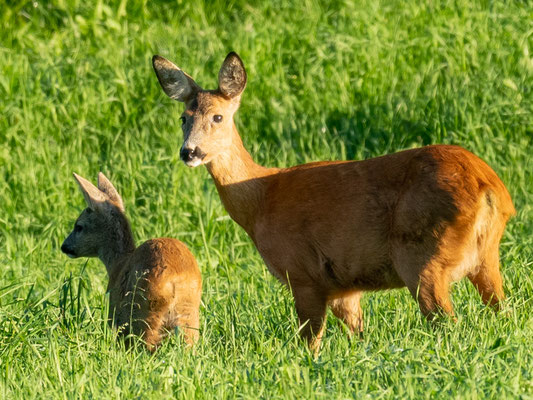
[61,173,131,259]
[152,52,247,167]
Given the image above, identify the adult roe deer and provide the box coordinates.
[61,172,202,351]
[152,52,514,351]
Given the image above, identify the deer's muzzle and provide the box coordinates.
[180,146,206,167]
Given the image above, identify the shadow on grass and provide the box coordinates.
[324,106,446,160]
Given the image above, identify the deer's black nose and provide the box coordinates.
[181,146,207,162]
[180,147,194,162]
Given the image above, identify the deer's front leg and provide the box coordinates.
[292,286,327,353]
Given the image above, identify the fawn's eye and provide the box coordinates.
[213,114,223,123]
[180,116,186,125]
[74,225,83,233]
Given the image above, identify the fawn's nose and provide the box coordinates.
[61,242,76,258]
[61,243,71,254]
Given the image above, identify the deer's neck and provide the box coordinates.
[98,212,136,279]
[206,125,278,236]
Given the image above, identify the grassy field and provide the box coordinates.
[1,0,532,398]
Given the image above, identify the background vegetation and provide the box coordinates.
[1,0,532,398]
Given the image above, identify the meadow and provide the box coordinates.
[1,0,532,398]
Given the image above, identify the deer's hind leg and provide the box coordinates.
[417,261,455,318]
[391,241,456,319]
[328,291,364,337]
[468,247,505,309]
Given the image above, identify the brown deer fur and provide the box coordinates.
[61,172,201,351]
[153,52,515,351]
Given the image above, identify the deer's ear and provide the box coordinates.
[152,55,201,102]
[97,172,124,212]
[73,173,109,212]
[218,52,247,99]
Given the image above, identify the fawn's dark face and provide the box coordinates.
[61,208,107,258]
[61,172,127,260]
[152,52,247,167]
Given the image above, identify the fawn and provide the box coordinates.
[153,52,515,351]
[61,172,202,351]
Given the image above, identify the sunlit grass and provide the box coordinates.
[0,0,532,398]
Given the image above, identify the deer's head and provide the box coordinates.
[152,52,247,167]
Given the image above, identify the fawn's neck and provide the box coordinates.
[98,212,136,279]
[206,124,278,236]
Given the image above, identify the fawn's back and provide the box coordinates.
[108,237,202,344]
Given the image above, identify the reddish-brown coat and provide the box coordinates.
[212,143,514,350]
[153,52,514,351]
[107,238,202,350]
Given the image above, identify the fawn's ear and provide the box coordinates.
[73,173,109,212]
[218,52,247,99]
[152,55,201,102]
[97,172,124,212]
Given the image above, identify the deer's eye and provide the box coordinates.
[213,114,223,123]
[74,225,83,233]
[180,116,186,125]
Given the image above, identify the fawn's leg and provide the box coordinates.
[128,294,168,352]
[141,310,166,352]
[173,302,201,345]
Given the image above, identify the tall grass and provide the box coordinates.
[0,0,532,398]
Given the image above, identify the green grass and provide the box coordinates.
[1,0,532,398]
